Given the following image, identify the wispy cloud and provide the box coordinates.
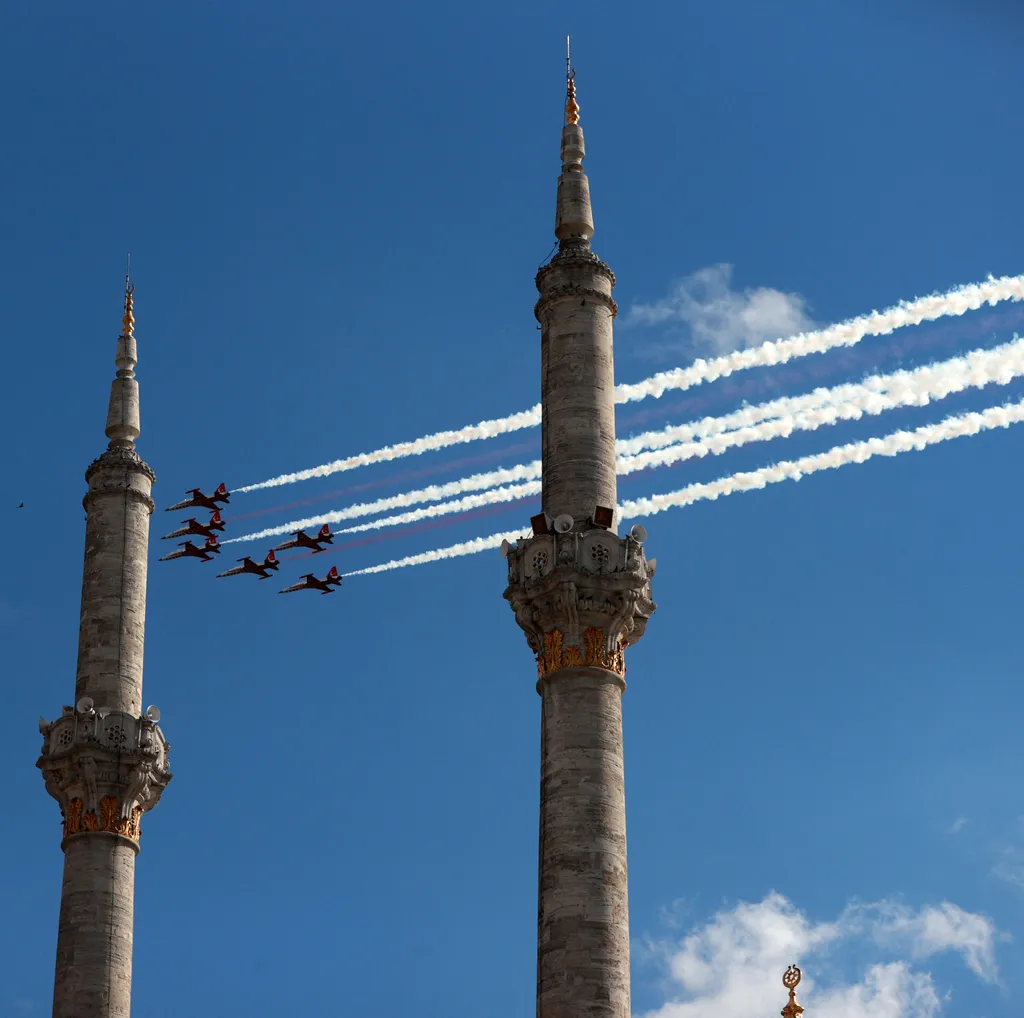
[626,263,815,356]
[637,892,1003,1018]
[947,817,969,835]
[992,848,1024,891]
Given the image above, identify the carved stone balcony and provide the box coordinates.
[503,526,656,680]
[37,707,172,846]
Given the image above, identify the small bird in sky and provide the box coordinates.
[16,503,23,508]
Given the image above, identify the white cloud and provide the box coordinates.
[627,264,815,355]
[637,892,1002,1018]
[947,817,969,835]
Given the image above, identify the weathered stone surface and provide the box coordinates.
[537,668,629,1018]
[536,244,618,527]
[76,448,155,718]
[52,836,137,1018]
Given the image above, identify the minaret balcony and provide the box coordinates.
[37,707,171,845]
[503,526,657,681]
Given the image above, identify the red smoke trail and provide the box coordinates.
[280,496,536,562]
[228,438,539,523]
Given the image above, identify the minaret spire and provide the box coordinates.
[504,49,657,1018]
[105,263,141,448]
[37,272,171,1018]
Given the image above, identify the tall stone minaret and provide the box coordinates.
[504,61,657,1018]
[37,278,172,1018]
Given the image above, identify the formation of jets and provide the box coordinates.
[158,484,342,595]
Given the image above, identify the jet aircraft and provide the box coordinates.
[158,537,222,563]
[165,483,231,512]
[272,524,334,554]
[162,511,225,541]
[279,566,342,595]
[216,550,280,580]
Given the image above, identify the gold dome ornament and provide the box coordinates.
[781,965,804,1018]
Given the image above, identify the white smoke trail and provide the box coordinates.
[223,461,544,544]
[345,398,1024,577]
[346,530,528,577]
[331,481,540,536]
[235,406,544,493]
[614,274,1024,403]
[237,274,1024,493]
[617,332,1024,475]
[616,399,1024,520]
[229,334,1024,544]
[615,332,1024,455]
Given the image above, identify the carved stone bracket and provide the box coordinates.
[503,528,656,679]
[37,707,172,845]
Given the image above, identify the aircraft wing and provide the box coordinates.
[164,497,198,512]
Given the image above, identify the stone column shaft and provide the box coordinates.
[53,837,137,1018]
[75,456,154,717]
[540,288,617,524]
[538,670,629,1017]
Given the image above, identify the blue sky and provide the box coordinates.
[2,1,1023,1015]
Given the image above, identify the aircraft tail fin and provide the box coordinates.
[327,566,339,580]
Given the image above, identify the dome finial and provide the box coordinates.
[781,966,804,1018]
[106,260,142,447]
[565,36,579,125]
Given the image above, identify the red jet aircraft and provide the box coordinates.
[272,524,334,554]
[165,483,231,513]
[158,537,222,563]
[216,550,280,581]
[279,566,342,595]
[162,511,225,541]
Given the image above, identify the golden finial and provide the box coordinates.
[781,966,804,1018]
[565,36,580,125]
[121,254,135,340]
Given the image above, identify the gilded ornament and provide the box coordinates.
[536,626,626,678]
[121,276,135,340]
[543,629,563,675]
[781,965,804,1018]
[63,798,83,838]
[61,795,142,842]
[565,70,580,125]
[563,644,584,668]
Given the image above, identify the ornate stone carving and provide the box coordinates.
[504,528,656,679]
[37,708,171,846]
[85,445,156,483]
